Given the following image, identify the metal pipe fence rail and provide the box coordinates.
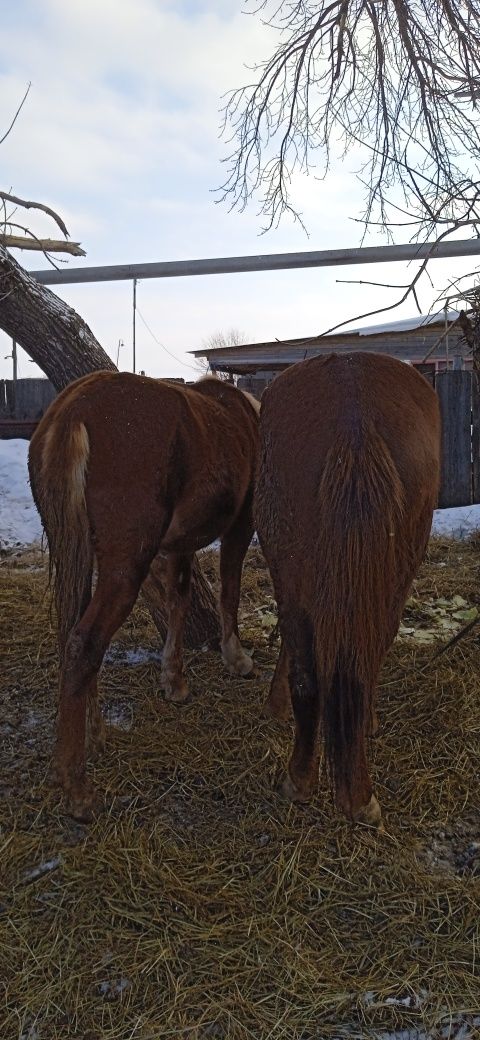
[29,237,480,285]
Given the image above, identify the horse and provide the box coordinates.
[29,371,259,820]
[255,352,441,828]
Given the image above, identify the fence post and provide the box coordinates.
[472,371,480,504]
[436,369,473,507]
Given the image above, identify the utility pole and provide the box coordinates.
[12,339,17,384]
[132,278,137,374]
[3,339,18,413]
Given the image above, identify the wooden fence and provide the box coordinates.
[434,369,480,508]
[0,378,56,439]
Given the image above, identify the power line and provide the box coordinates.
[135,305,199,373]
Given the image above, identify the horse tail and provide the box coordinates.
[29,413,92,656]
[313,426,405,814]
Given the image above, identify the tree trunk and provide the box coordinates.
[0,246,116,387]
[0,246,220,650]
[142,553,220,651]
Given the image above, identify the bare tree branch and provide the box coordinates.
[316,221,459,335]
[0,191,70,238]
[196,328,248,377]
[0,83,31,147]
[0,87,82,267]
[0,235,85,256]
[219,1,480,238]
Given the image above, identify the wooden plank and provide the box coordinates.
[472,371,480,504]
[436,370,472,508]
[0,419,38,439]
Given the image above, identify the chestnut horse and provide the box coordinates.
[29,371,259,819]
[256,352,440,828]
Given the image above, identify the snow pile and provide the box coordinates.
[0,439,42,549]
[1,438,480,549]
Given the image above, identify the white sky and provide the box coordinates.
[0,0,478,382]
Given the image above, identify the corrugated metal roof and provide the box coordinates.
[351,309,460,336]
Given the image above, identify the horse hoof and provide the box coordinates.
[278,772,312,803]
[66,786,98,823]
[163,683,190,704]
[228,653,254,677]
[263,696,291,721]
[221,635,253,677]
[88,729,107,760]
[69,802,94,824]
[354,794,383,829]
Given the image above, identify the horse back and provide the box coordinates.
[260,352,440,515]
[31,370,259,553]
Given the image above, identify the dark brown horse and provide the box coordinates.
[29,371,259,819]
[256,352,440,827]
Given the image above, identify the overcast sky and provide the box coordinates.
[0,0,477,382]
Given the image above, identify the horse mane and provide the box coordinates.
[194,376,260,416]
[240,390,261,415]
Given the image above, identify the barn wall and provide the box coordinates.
[204,321,469,374]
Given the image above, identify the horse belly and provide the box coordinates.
[160,486,239,554]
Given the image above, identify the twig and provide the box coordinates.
[0,83,31,147]
[0,192,69,238]
[380,614,480,688]
[431,614,480,660]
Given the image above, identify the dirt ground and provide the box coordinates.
[1,541,479,1040]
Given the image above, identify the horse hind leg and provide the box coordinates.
[219,501,254,677]
[161,553,193,704]
[325,669,383,828]
[87,678,106,759]
[55,560,147,820]
[264,639,292,721]
[56,563,104,772]
[80,576,106,761]
[369,703,380,737]
[278,617,321,803]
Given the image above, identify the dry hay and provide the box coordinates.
[0,539,479,1040]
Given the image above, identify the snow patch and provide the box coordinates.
[22,857,62,884]
[102,700,134,730]
[104,646,162,666]
[431,503,480,539]
[0,439,42,549]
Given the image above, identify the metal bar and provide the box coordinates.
[29,238,480,286]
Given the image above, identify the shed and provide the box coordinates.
[191,310,469,397]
